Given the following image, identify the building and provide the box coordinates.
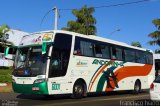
[0,29,29,67]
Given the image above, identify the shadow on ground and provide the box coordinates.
[16,90,149,100]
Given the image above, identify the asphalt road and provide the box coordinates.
[0,91,159,106]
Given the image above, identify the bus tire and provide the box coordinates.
[72,81,85,99]
[133,80,141,94]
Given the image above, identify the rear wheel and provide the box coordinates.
[133,80,141,94]
[72,81,84,99]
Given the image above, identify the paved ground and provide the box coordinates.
[0,91,159,106]
[0,83,12,92]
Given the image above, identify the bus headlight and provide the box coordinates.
[34,78,47,84]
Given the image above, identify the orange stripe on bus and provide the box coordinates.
[105,64,153,91]
[89,64,108,92]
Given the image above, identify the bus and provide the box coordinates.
[154,54,160,77]
[6,30,154,98]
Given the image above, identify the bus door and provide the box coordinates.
[47,33,72,94]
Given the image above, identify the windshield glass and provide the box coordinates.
[154,75,160,83]
[13,46,49,77]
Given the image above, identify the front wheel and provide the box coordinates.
[72,81,84,99]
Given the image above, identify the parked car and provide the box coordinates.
[150,75,160,101]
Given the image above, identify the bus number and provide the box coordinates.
[52,84,60,90]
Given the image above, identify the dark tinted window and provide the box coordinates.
[74,37,93,56]
[94,44,110,58]
[74,37,110,59]
[100,45,110,59]
[111,47,123,60]
[136,51,146,64]
[124,49,135,62]
[146,53,153,64]
[74,36,153,64]
[49,33,72,78]
[154,76,160,83]
[80,41,93,56]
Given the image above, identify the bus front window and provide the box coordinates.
[14,46,48,77]
[15,47,28,69]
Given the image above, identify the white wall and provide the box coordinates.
[5,29,29,46]
[0,29,29,67]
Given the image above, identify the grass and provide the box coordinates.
[0,67,13,92]
[0,67,13,83]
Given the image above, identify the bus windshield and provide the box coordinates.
[13,46,49,77]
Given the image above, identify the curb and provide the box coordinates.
[0,83,7,86]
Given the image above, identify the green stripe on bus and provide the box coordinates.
[88,65,103,90]
[96,66,117,92]
[96,73,106,92]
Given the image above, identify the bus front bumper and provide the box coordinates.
[12,82,48,94]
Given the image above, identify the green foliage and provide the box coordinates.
[0,68,12,83]
[0,24,10,38]
[152,19,160,30]
[0,24,13,47]
[148,19,160,46]
[131,41,142,48]
[62,5,96,35]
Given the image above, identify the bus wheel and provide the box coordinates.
[72,81,84,99]
[133,80,141,94]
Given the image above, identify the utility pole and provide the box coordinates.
[53,7,58,30]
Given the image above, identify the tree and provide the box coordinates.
[0,24,9,38]
[148,19,160,46]
[0,24,12,47]
[62,5,96,35]
[131,41,142,48]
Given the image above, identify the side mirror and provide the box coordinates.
[42,42,47,55]
[4,47,15,60]
[5,47,9,56]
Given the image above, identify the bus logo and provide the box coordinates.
[42,33,52,42]
[76,60,88,67]
[52,84,60,90]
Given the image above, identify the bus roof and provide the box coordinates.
[19,30,152,52]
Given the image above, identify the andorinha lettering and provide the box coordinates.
[92,59,124,67]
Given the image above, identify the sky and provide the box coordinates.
[0,0,160,51]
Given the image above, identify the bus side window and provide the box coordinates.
[111,47,117,59]
[136,52,146,64]
[94,44,102,58]
[111,47,123,60]
[101,45,110,59]
[80,41,93,57]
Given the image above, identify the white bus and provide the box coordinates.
[6,30,154,98]
[154,54,160,77]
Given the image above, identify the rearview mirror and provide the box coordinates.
[4,47,14,60]
[42,42,47,55]
[5,47,9,56]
